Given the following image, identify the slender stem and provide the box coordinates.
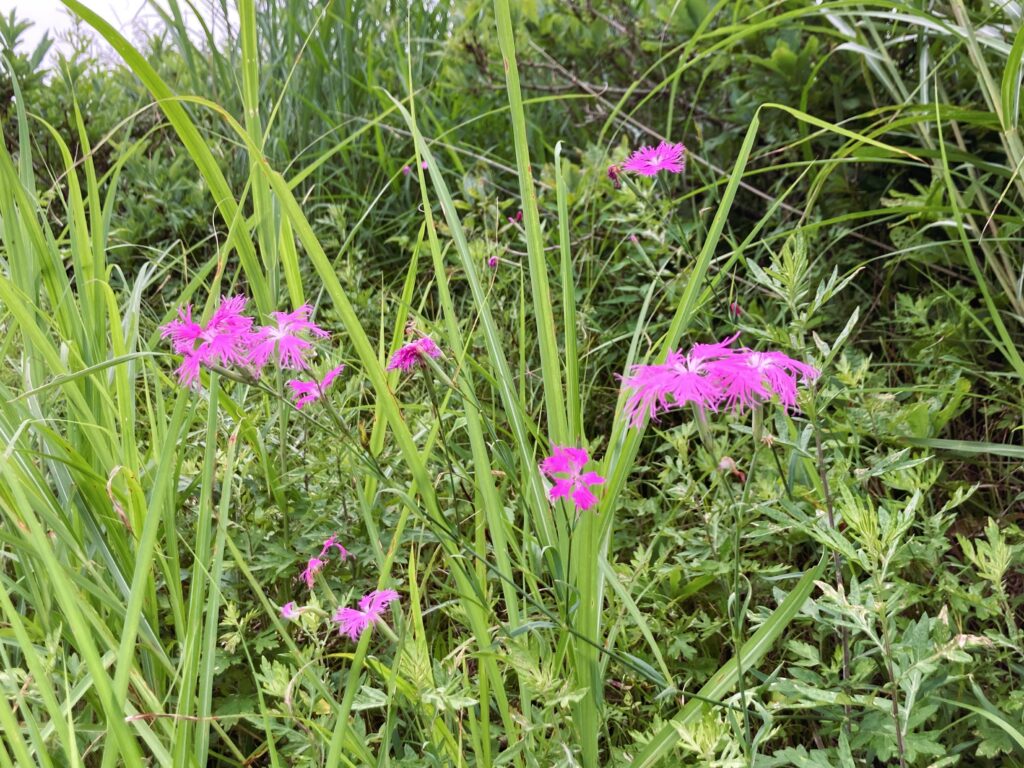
[424,369,462,509]
[729,455,755,758]
[275,366,290,548]
[877,600,907,768]
[808,385,852,731]
[732,432,765,758]
[619,170,649,202]
[696,407,754,756]
[768,442,794,503]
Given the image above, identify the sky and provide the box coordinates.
[7,0,233,61]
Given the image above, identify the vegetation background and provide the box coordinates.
[1,0,1023,765]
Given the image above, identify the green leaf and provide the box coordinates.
[629,558,824,767]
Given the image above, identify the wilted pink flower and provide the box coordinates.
[729,302,742,318]
[713,349,819,412]
[280,601,300,620]
[619,335,738,426]
[607,164,622,189]
[319,535,349,560]
[718,456,746,482]
[539,445,606,512]
[333,589,400,641]
[508,209,523,225]
[622,141,686,176]
[287,364,346,409]
[160,295,255,387]
[300,557,325,589]
[248,305,329,371]
[387,336,441,372]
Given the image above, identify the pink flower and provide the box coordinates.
[619,335,738,426]
[729,302,743,318]
[296,535,350,589]
[287,364,346,409]
[622,141,686,176]
[387,336,441,372]
[420,161,428,169]
[620,335,820,424]
[300,557,325,589]
[160,295,255,387]
[713,349,819,412]
[488,255,499,268]
[539,445,606,512]
[319,535,349,561]
[160,304,204,354]
[248,305,329,371]
[280,601,300,620]
[333,589,400,641]
[401,165,411,176]
[507,209,523,224]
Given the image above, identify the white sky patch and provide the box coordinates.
[7,0,235,64]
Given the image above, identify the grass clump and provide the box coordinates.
[1,1,1023,765]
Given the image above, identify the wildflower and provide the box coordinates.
[287,364,346,409]
[539,445,606,512]
[619,335,738,426]
[401,165,411,176]
[713,349,819,412]
[387,336,441,372]
[629,233,639,244]
[488,255,499,268]
[319,535,349,560]
[420,161,428,169]
[607,164,622,189]
[507,209,523,225]
[248,305,329,371]
[300,557,325,589]
[280,601,301,620]
[333,589,400,641]
[160,295,254,387]
[729,302,742,318]
[622,140,686,176]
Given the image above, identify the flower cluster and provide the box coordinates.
[160,296,255,387]
[282,536,401,642]
[620,335,819,427]
[161,295,346,409]
[539,445,606,512]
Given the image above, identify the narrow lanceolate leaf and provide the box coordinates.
[493,0,568,446]
[1002,25,1024,130]
[61,0,271,313]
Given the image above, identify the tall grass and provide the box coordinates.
[2,0,1023,765]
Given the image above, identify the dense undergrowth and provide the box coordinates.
[1,1,1023,765]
